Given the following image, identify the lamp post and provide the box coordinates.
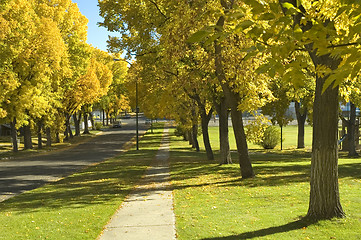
[136,80,139,151]
[114,58,139,150]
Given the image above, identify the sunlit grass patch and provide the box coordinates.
[171,130,361,240]
[0,123,164,240]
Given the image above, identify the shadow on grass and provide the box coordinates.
[170,136,361,191]
[201,218,317,240]
[0,148,159,214]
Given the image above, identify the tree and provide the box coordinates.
[229,0,361,219]
[261,78,294,150]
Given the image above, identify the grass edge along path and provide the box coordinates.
[0,123,165,240]
[170,128,361,240]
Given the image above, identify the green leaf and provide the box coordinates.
[235,20,254,31]
[258,12,275,20]
[322,75,336,93]
[187,30,211,43]
[282,2,296,9]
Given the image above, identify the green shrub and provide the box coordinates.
[258,125,280,149]
[94,122,103,130]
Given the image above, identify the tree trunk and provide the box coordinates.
[102,109,105,126]
[192,123,200,152]
[37,121,42,150]
[64,113,70,141]
[83,111,90,134]
[228,93,254,178]
[90,112,95,130]
[24,124,33,150]
[348,102,358,157]
[295,101,307,149]
[10,118,18,152]
[46,127,52,147]
[214,14,253,178]
[200,108,214,160]
[188,130,193,146]
[106,111,109,126]
[55,132,60,143]
[307,57,345,219]
[215,98,232,164]
[280,125,283,150]
[73,112,82,136]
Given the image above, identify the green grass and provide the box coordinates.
[202,125,313,151]
[0,124,164,240]
[171,128,361,240]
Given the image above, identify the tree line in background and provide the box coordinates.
[98,0,361,220]
[0,0,130,151]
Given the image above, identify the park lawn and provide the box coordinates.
[202,125,313,151]
[0,124,164,240]
[172,129,361,240]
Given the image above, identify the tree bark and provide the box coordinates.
[23,124,33,150]
[106,111,109,126]
[295,101,307,149]
[347,102,358,157]
[46,127,52,147]
[187,130,193,146]
[278,0,345,219]
[89,112,95,130]
[83,111,90,134]
[10,118,18,152]
[307,55,345,219]
[102,109,105,126]
[37,121,42,150]
[228,90,254,178]
[55,132,60,143]
[191,105,200,152]
[73,112,82,136]
[192,123,200,152]
[200,107,214,160]
[215,98,232,164]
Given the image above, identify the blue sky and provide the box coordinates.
[72,0,117,52]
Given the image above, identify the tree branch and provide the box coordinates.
[148,0,169,20]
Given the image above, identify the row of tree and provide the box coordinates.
[0,0,130,151]
[98,0,361,220]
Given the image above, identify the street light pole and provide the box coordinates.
[113,58,139,150]
[136,80,139,151]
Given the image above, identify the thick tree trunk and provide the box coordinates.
[215,98,232,164]
[228,94,254,178]
[83,111,90,134]
[73,112,82,136]
[24,125,33,150]
[295,101,307,149]
[46,127,52,147]
[348,102,358,157]
[277,0,345,218]
[37,121,42,150]
[307,60,345,219]
[200,108,214,160]
[10,118,18,152]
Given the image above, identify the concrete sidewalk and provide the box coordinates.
[98,128,176,240]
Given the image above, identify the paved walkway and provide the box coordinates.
[98,128,176,240]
